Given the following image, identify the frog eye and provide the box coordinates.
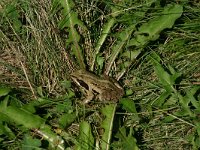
[76,79,89,90]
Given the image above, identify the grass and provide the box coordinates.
[0,0,200,149]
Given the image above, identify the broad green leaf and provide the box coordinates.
[168,64,182,84]
[120,98,137,113]
[177,93,195,118]
[186,86,200,109]
[123,136,138,150]
[91,18,116,71]
[128,4,183,46]
[149,53,185,108]
[154,65,173,91]
[120,98,139,121]
[120,50,141,61]
[150,52,175,92]
[175,87,200,119]
[13,19,22,33]
[100,104,117,150]
[195,138,200,149]
[22,134,41,150]
[59,113,76,128]
[4,4,22,33]
[163,93,178,106]
[22,104,36,114]
[163,115,176,123]
[0,105,45,128]
[76,121,94,150]
[56,100,73,113]
[125,89,134,96]
[174,109,191,117]
[115,127,139,150]
[186,133,199,150]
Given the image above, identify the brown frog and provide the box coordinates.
[71,69,124,104]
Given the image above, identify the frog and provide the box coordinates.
[71,69,124,104]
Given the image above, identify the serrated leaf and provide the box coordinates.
[105,24,136,73]
[129,4,183,46]
[59,0,85,30]
[58,0,86,68]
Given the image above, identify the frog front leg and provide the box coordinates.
[83,90,94,104]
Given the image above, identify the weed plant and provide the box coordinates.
[0,0,200,149]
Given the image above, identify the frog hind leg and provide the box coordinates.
[101,90,119,102]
